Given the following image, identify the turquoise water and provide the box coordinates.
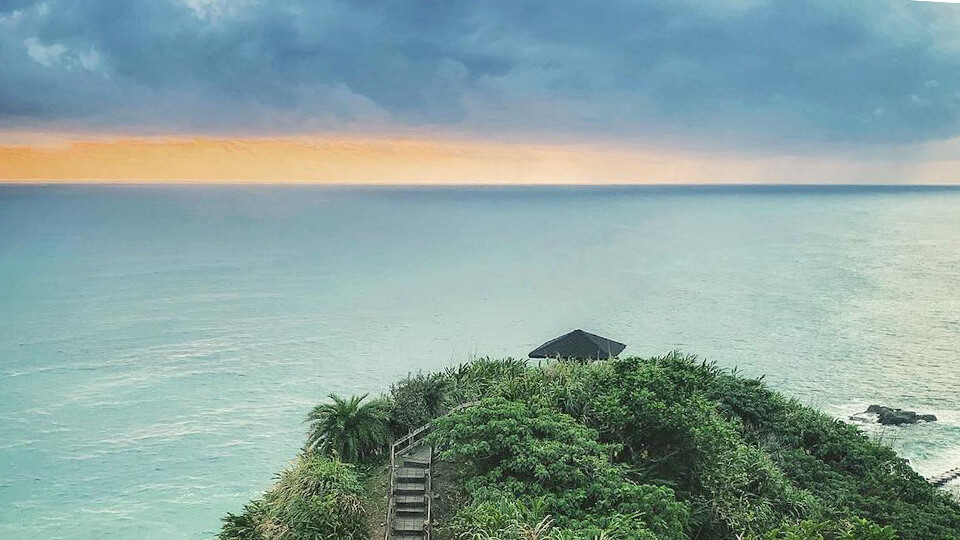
[1,184,959,539]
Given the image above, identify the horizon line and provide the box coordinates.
[3,181,959,188]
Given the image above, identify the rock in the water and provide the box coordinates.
[858,405,937,426]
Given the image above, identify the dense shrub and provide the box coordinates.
[387,358,530,434]
[452,494,663,540]
[217,454,367,540]
[567,355,819,536]
[705,365,960,539]
[431,397,689,538]
[388,372,452,435]
[221,352,960,540]
[746,518,897,540]
[429,353,960,539]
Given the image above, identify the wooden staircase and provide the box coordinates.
[383,403,477,540]
[385,426,433,540]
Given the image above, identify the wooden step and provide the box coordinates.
[387,441,432,540]
[394,482,426,495]
[396,467,428,481]
[392,516,426,532]
[390,533,425,540]
[395,495,426,505]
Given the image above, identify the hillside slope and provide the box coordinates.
[218,353,960,540]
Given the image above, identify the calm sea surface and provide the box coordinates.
[1,185,959,539]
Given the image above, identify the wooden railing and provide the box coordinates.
[384,424,434,540]
[426,447,434,540]
[383,476,394,540]
[383,401,479,540]
[392,423,433,457]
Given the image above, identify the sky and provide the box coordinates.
[1,0,960,183]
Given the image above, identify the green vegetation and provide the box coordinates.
[218,353,960,540]
[432,397,688,539]
[305,393,389,462]
[218,453,367,540]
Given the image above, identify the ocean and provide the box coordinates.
[1,184,959,539]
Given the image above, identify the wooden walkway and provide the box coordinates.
[384,427,433,540]
[929,467,960,488]
[383,402,477,540]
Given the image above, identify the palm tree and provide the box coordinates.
[305,393,389,462]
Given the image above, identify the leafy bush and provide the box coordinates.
[430,353,960,539]
[431,397,689,539]
[452,494,662,540]
[221,352,960,540]
[705,366,960,539]
[217,454,367,540]
[746,517,897,540]
[388,372,453,435]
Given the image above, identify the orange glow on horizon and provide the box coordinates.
[0,134,957,185]
[0,135,716,184]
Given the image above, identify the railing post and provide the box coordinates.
[384,441,394,540]
[425,445,433,540]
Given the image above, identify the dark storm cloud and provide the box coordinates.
[1,0,959,147]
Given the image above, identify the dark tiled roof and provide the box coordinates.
[528,329,626,360]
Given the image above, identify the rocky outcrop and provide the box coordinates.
[851,405,937,426]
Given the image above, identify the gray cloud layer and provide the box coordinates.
[1,0,959,149]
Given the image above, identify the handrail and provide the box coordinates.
[382,497,394,540]
[425,446,433,540]
[384,401,479,540]
[391,401,479,452]
[392,423,431,453]
[384,446,394,540]
[449,401,479,413]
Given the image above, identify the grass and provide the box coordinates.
[431,459,470,540]
[361,463,391,540]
